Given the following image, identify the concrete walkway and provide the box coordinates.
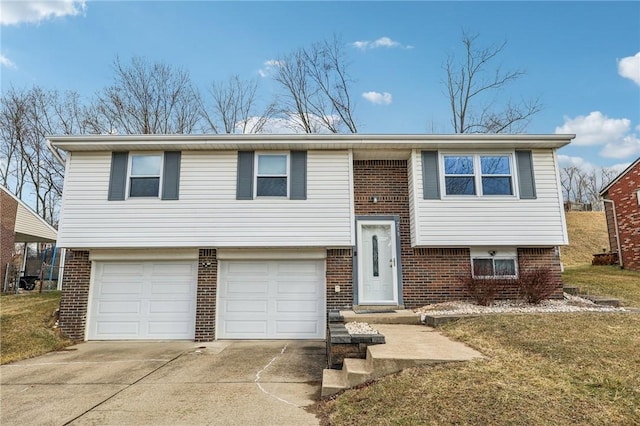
[322,323,484,396]
[1,340,324,426]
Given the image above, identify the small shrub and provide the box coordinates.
[518,263,556,304]
[458,266,501,306]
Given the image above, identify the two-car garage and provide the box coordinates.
[87,251,326,340]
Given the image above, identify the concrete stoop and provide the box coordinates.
[321,324,484,397]
[564,286,622,307]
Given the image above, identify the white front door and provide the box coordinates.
[357,220,398,305]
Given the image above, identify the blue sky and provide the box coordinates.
[1,1,639,171]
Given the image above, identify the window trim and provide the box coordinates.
[470,248,518,278]
[440,152,517,198]
[254,151,290,198]
[127,152,164,199]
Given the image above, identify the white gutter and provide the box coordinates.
[602,198,623,267]
[46,138,66,166]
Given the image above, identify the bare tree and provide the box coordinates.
[0,86,88,224]
[273,36,358,133]
[444,31,542,133]
[200,75,276,134]
[560,165,619,210]
[94,56,201,134]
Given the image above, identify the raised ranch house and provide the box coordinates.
[48,134,573,341]
[600,157,640,272]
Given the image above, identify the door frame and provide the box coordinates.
[354,216,403,306]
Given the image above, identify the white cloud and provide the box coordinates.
[351,37,410,51]
[618,52,640,85]
[557,154,593,170]
[362,91,392,105]
[0,53,16,69]
[258,59,283,77]
[0,1,86,25]
[601,134,640,159]
[555,111,630,146]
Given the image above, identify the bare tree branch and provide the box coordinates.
[443,31,542,134]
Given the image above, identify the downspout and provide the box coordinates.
[46,138,66,166]
[602,199,623,267]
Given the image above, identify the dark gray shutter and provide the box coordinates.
[162,151,181,200]
[108,152,128,201]
[516,150,536,199]
[236,151,254,200]
[290,151,307,200]
[421,151,440,199]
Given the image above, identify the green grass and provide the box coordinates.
[0,291,73,364]
[563,265,640,307]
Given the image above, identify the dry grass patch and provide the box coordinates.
[318,313,640,425]
[562,211,609,267]
[563,265,640,307]
[0,291,73,364]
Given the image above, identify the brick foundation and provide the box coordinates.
[58,250,91,340]
[195,249,217,341]
[1,189,18,285]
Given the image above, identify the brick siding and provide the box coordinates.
[195,249,217,341]
[58,250,91,340]
[326,248,353,310]
[349,159,563,307]
[603,161,640,271]
[1,190,18,285]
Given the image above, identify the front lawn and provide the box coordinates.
[563,265,640,307]
[318,266,640,425]
[0,291,73,364]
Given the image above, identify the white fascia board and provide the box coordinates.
[47,134,575,152]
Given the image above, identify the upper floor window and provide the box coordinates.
[129,154,162,197]
[256,153,288,197]
[443,154,514,196]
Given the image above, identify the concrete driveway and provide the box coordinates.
[0,340,325,425]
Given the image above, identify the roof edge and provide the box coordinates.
[599,157,640,196]
[0,185,58,238]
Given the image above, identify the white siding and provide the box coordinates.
[57,150,353,248]
[413,149,568,246]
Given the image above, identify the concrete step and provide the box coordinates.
[563,286,580,295]
[340,309,422,325]
[581,295,621,307]
[342,358,372,387]
[321,368,347,397]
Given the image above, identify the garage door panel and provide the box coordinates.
[275,320,320,335]
[226,261,269,274]
[89,260,197,340]
[96,321,140,335]
[224,320,268,334]
[218,259,325,339]
[277,282,320,295]
[276,300,319,313]
[96,300,142,314]
[147,321,192,335]
[224,300,268,313]
[148,300,192,314]
[224,280,269,296]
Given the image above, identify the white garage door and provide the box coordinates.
[88,261,197,340]
[217,260,325,339]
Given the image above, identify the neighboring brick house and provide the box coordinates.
[600,157,640,272]
[1,185,58,285]
[48,134,572,341]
